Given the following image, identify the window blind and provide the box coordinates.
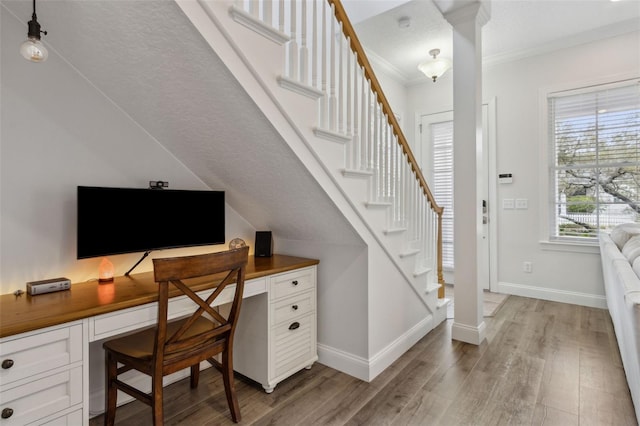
[431,120,454,268]
[549,81,640,239]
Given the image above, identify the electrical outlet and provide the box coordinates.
[523,261,532,273]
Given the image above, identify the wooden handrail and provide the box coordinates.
[329,0,445,294]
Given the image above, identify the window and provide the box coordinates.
[431,120,454,268]
[548,80,640,241]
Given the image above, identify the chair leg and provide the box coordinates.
[221,349,241,423]
[104,351,118,426]
[190,364,200,389]
[151,374,164,425]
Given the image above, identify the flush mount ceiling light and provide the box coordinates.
[20,0,48,62]
[418,48,451,82]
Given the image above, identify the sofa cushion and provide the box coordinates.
[622,235,640,263]
[633,257,640,283]
[610,223,640,250]
[605,240,628,263]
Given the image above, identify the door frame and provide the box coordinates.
[415,97,498,292]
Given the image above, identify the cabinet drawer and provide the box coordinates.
[90,278,267,341]
[271,291,314,326]
[26,408,82,426]
[272,313,316,378]
[270,268,315,301]
[0,324,82,386]
[0,366,82,426]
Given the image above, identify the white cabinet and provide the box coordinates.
[0,322,86,426]
[233,266,317,392]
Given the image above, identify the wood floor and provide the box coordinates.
[90,295,638,425]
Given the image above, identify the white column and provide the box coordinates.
[442,1,490,345]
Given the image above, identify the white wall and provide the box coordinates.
[0,10,256,295]
[406,31,640,307]
[487,32,639,306]
[277,239,369,357]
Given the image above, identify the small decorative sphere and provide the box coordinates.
[229,238,247,250]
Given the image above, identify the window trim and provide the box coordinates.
[539,74,640,250]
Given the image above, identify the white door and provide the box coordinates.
[419,103,495,290]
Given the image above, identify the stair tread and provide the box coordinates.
[399,248,419,258]
[342,169,373,178]
[384,228,407,235]
[365,201,392,208]
[229,5,290,44]
[313,127,352,144]
[278,76,324,99]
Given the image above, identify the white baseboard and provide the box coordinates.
[498,281,607,309]
[451,321,487,345]
[317,314,434,382]
[317,344,370,381]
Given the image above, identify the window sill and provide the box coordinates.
[539,240,600,254]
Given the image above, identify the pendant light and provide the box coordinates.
[20,0,48,62]
[418,49,451,83]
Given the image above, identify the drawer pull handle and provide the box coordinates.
[291,280,299,286]
[1,359,13,369]
[292,304,299,310]
[289,321,300,330]
[1,408,13,419]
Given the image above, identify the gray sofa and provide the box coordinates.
[599,223,640,421]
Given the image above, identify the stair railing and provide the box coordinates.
[328,0,444,297]
[233,0,445,297]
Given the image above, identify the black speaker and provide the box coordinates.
[255,231,273,257]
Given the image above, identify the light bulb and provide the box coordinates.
[20,37,48,62]
[99,257,115,283]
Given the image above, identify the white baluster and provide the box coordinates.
[374,101,381,200]
[369,93,376,201]
[311,0,318,89]
[249,0,259,18]
[361,74,369,171]
[352,54,361,170]
[390,134,396,222]
[378,107,384,202]
[279,0,285,32]
[299,0,308,84]
[380,113,386,200]
[338,23,344,134]
[328,5,337,132]
[320,0,328,128]
[384,118,390,200]
[263,0,272,27]
[341,42,351,167]
[288,0,298,80]
[346,40,353,168]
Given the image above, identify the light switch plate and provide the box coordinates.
[515,198,528,209]
[503,198,514,209]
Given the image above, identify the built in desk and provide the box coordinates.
[0,254,319,425]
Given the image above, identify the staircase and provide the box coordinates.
[176,0,448,374]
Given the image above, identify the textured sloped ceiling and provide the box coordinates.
[3,0,362,245]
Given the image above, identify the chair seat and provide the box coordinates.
[104,317,218,360]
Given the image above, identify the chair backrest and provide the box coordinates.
[151,246,249,361]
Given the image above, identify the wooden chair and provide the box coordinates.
[103,246,249,425]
